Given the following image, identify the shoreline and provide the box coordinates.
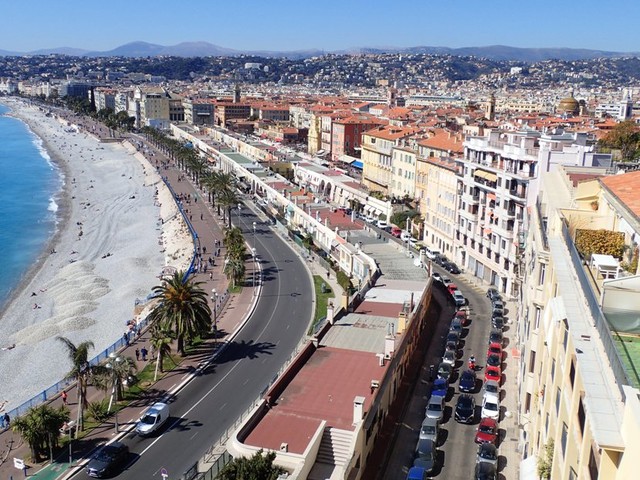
[0,99,192,412]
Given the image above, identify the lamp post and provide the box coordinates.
[106,352,124,433]
[236,203,242,226]
[251,248,257,290]
[252,221,257,249]
[211,288,218,339]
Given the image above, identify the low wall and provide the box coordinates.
[264,341,316,406]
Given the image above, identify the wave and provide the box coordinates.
[48,197,58,213]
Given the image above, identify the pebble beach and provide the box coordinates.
[0,99,192,412]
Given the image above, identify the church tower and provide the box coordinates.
[233,84,241,103]
[484,93,496,121]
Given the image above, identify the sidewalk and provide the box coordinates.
[0,131,258,480]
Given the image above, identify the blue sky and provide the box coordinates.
[1,0,638,53]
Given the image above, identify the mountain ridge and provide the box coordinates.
[1,41,638,61]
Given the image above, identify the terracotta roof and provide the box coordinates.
[600,170,640,219]
[363,125,421,141]
[417,128,464,153]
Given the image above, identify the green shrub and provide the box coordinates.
[86,400,111,423]
[575,229,625,259]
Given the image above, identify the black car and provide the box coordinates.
[488,329,503,346]
[491,299,505,310]
[86,442,129,478]
[414,438,436,474]
[455,394,476,423]
[486,353,501,368]
[443,261,461,274]
[459,369,477,393]
[491,307,504,319]
[486,288,501,302]
[446,331,460,347]
[491,316,505,331]
[437,362,453,382]
[474,461,497,480]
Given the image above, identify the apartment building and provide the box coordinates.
[361,125,421,195]
[415,155,460,258]
[94,87,116,111]
[517,166,640,480]
[134,87,170,129]
[457,129,609,296]
[331,114,386,161]
[182,98,215,126]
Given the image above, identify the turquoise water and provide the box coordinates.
[0,103,62,309]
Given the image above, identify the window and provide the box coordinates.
[551,359,556,381]
[578,397,586,437]
[569,467,577,480]
[561,422,568,457]
[556,387,561,415]
[563,326,569,351]
[545,413,550,434]
[529,350,536,373]
[538,263,546,285]
[534,307,542,330]
[569,360,576,389]
[525,392,531,413]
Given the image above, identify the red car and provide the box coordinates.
[454,309,469,326]
[447,283,458,295]
[485,365,502,384]
[475,417,498,444]
[487,342,502,359]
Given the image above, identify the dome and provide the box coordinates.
[557,92,580,114]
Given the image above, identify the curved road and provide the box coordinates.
[75,206,314,480]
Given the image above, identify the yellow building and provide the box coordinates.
[390,146,418,200]
[361,125,420,195]
[517,165,640,480]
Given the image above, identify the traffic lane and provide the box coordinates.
[437,274,494,478]
[78,221,313,480]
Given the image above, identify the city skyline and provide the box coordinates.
[1,0,639,54]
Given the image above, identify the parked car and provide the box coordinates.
[488,329,503,346]
[447,283,458,295]
[453,290,466,307]
[423,247,441,260]
[391,226,402,238]
[483,380,501,399]
[446,331,460,348]
[474,459,498,480]
[443,261,461,274]
[442,349,456,366]
[86,442,130,478]
[491,307,504,319]
[431,378,449,398]
[401,231,412,242]
[484,366,502,384]
[445,340,458,354]
[486,288,501,302]
[481,392,500,420]
[477,442,498,466]
[454,309,469,326]
[454,394,476,423]
[491,299,505,311]
[437,362,453,382]
[491,316,505,331]
[432,272,444,283]
[486,353,501,368]
[441,276,452,286]
[376,219,388,229]
[449,317,463,335]
[487,342,502,359]
[459,369,477,393]
[406,466,429,480]
[419,416,440,443]
[414,438,437,474]
[475,417,498,444]
[409,237,419,248]
[425,394,445,421]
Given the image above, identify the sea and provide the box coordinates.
[0,103,62,311]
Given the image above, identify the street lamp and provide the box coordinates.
[106,352,124,433]
[251,248,257,290]
[211,288,218,338]
[252,221,257,249]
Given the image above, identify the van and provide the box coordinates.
[423,247,441,260]
[136,402,170,436]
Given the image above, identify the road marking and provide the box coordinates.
[190,432,199,440]
[219,402,227,411]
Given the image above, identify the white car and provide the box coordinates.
[376,220,388,229]
[442,349,456,366]
[481,392,500,420]
[401,231,411,242]
[453,290,466,307]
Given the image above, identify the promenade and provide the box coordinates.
[0,122,260,480]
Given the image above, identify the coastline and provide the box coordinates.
[0,99,192,411]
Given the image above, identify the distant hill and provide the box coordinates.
[1,41,638,61]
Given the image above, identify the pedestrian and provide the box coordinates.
[3,412,9,430]
[200,213,203,220]
[135,348,140,361]
[123,332,130,347]
[209,272,213,280]
[61,390,68,405]
[141,347,148,361]
[326,271,330,280]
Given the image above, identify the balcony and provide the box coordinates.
[459,207,479,221]
[462,192,480,204]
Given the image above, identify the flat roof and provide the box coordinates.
[243,347,386,453]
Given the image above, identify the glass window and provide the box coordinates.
[561,422,568,457]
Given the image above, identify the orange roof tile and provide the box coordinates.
[600,170,640,219]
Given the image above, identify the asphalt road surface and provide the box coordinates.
[74,206,314,480]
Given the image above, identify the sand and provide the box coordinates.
[0,99,192,411]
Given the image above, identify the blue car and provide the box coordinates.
[431,378,448,398]
[459,369,477,393]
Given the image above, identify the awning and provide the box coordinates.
[352,160,364,170]
[487,192,496,201]
[475,170,498,182]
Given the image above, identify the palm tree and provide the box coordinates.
[147,271,212,356]
[57,336,99,431]
[150,324,175,381]
[104,356,137,409]
[224,256,246,288]
[11,404,69,462]
[219,188,241,229]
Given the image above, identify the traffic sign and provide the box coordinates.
[160,467,168,480]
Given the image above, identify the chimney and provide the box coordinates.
[384,335,395,359]
[353,396,365,425]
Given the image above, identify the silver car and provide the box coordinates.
[425,395,445,421]
[419,416,439,443]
